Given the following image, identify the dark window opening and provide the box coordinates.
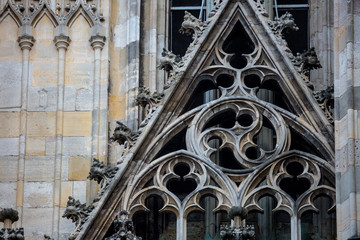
[222,21,255,69]
[155,128,187,159]
[289,128,324,159]
[203,109,237,130]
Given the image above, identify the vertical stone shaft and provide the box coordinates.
[53,31,70,240]
[17,30,35,227]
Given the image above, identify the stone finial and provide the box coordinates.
[104,210,142,240]
[0,208,19,228]
[269,12,299,35]
[220,206,255,240]
[87,159,119,202]
[111,121,141,156]
[62,196,95,240]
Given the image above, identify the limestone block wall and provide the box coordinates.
[334,0,360,239]
[0,0,110,239]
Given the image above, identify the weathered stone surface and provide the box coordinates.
[27,112,56,137]
[68,157,91,181]
[24,157,55,181]
[63,112,92,137]
[0,182,17,208]
[24,182,53,208]
[0,112,20,138]
[26,137,46,156]
[0,138,19,156]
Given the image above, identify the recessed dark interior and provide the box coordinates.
[216,74,234,88]
[279,173,311,200]
[289,129,324,159]
[183,79,219,113]
[257,79,293,113]
[167,178,197,201]
[204,110,236,130]
[155,128,187,159]
[286,162,303,176]
[237,114,253,127]
[245,146,261,160]
[253,117,276,152]
[244,74,261,88]
[208,137,223,149]
[223,21,255,69]
[211,148,243,170]
[173,163,190,177]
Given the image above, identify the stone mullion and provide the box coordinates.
[53,28,71,240]
[17,26,35,227]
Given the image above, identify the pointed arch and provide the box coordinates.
[0,0,22,27]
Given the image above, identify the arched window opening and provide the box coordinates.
[247,196,291,240]
[133,195,177,240]
[187,195,230,239]
[155,128,187,159]
[167,163,197,201]
[300,195,336,240]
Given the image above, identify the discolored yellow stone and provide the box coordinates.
[27,112,56,137]
[0,112,20,137]
[68,156,91,181]
[63,111,92,136]
[26,137,46,155]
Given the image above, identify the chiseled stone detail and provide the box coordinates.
[62,196,95,240]
[179,11,207,45]
[104,210,142,240]
[314,86,334,124]
[158,48,184,86]
[220,206,255,240]
[111,121,141,156]
[0,228,24,240]
[43,234,53,240]
[136,87,164,128]
[268,12,299,36]
[87,159,119,202]
[252,0,268,16]
[208,0,225,19]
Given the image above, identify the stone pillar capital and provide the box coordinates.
[90,23,106,50]
[17,25,35,51]
[54,35,71,50]
[89,35,106,50]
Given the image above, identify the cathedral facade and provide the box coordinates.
[0,0,359,240]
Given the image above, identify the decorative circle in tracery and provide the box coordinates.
[187,98,290,169]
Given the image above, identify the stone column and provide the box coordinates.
[334,0,360,239]
[90,25,106,160]
[53,26,71,240]
[17,26,35,226]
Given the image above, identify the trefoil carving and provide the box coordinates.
[136,87,164,128]
[62,196,95,240]
[111,121,141,156]
[87,159,119,202]
[104,210,142,240]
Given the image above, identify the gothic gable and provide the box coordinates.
[76,1,335,239]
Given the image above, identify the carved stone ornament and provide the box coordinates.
[268,12,299,36]
[104,210,142,240]
[158,48,185,85]
[252,0,268,16]
[208,0,225,19]
[62,196,95,240]
[0,228,24,240]
[220,206,255,240]
[111,121,141,156]
[87,159,119,202]
[179,11,207,44]
[294,47,322,72]
[43,234,54,240]
[136,87,164,128]
[1,0,104,27]
[0,208,19,224]
[314,86,334,124]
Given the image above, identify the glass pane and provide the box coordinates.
[278,9,308,54]
[133,196,177,240]
[171,0,204,7]
[301,196,336,240]
[247,196,290,240]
